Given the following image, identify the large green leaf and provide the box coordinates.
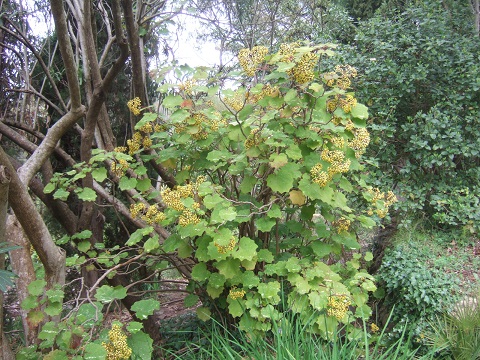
[233,237,258,261]
[94,285,127,303]
[84,343,107,360]
[216,258,242,279]
[128,331,153,360]
[131,299,160,319]
[267,163,301,193]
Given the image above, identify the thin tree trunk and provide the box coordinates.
[1,166,15,359]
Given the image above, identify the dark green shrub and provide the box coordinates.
[378,242,460,341]
[338,0,480,233]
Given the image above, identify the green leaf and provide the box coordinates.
[267,204,282,218]
[228,299,245,318]
[233,237,258,261]
[91,167,108,182]
[298,176,334,202]
[27,310,45,326]
[94,285,127,303]
[53,188,70,200]
[126,227,154,246]
[77,240,91,253]
[191,262,211,281]
[255,217,276,232]
[269,153,288,169]
[128,331,154,360]
[257,249,274,263]
[0,269,16,292]
[133,165,148,176]
[84,343,107,360]
[267,163,301,193]
[127,322,143,333]
[136,178,152,192]
[72,230,92,240]
[135,113,158,130]
[184,294,200,307]
[44,301,62,316]
[144,235,159,253]
[203,194,223,209]
[311,242,333,258]
[350,103,369,120]
[21,295,38,310]
[28,279,47,296]
[196,306,211,321]
[43,182,56,194]
[44,350,68,360]
[286,144,303,160]
[240,175,257,194]
[364,252,373,262]
[357,215,376,228]
[257,281,280,303]
[131,299,160,320]
[216,258,241,279]
[38,322,57,345]
[76,302,103,327]
[241,271,260,288]
[119,177,137,191]
[76,187,97,201]
[162,95,184,108]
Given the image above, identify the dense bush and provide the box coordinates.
[378,241,460,342]
[339,0,480,232]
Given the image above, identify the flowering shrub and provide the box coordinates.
[46,42,395,340]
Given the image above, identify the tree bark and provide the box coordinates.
[0,146,65,291]
[0,166,15,359]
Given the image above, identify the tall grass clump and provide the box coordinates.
[426,290,480,360]
[163,308,438,360]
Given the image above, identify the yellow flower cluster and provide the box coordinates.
[326,94,357,114]
[321,149,351,175]
[339,95,357,113]
[224,91,245,112]
[178,209,200,226]
[215,236,237,254]
[127,97,142,116]
[110,159,129,177]
[244,128,262,149]
[246,83,280,103]
[126,129,153,155]
[114,146,127,153]
[290,52,319,84]
[310,163,330,187]
[348,128,370,158]
[126,132,142,155]
[279,42,299,62]
[102,324,132,360]
[326,295,351,321]
[370,323,380,333]
[160,183,202,227]
[330,136,345,149]
[366,188,398,218]
[179,78,197,95]
[139,122,153,134]
[333,217,351,234]
[229,287,246,300]
[129,203,166,224]
[324,65,357,90]
[238,46,269,76]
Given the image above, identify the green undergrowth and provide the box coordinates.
[160,308,438,360]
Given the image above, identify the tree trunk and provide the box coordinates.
[6,215,37,345]
[0,146,65,292]
[1,166,15,359]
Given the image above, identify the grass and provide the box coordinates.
[160,308,439,360]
